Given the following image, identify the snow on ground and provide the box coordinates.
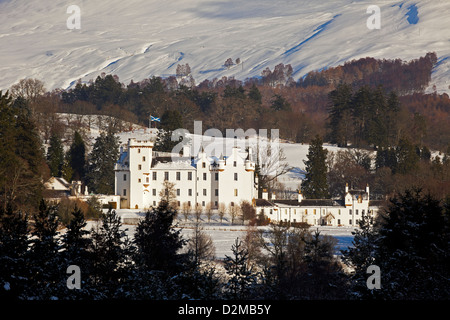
[86,210,356,260]
[0,0,449,94]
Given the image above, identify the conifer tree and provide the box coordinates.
[26,200,62,299]
[223,238,258,300]
[0,91,44,211]
[341,214,378,299]
[327,83,353,147]
[89,208,133,298]
[86,130,120,194]
[301,135,330,199]
[133,201,186,274]
[69,131,86,182]
[47,133,64,177]
[373,189,450,299]
[0,204,29,298]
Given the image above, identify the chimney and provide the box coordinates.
[298,190,303,203]
[262,189,268,200]
[182,145,190,158]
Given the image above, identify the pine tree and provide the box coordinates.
[89,208,133,298]
[327,83,353,147]
[69,131,86,182]
[301,135,330,199]
[86,130,120,194]
[395,137,419,174]
[26,200,62,299]
[0,204,29,299]
[374,189,450,299]
[0,92,44,212]
[341,214,378,299]
[248,84,262,105]
[223,238,259,299]
[47,133,64,177]
[133,201,186,274]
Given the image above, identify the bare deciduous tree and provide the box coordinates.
[10,78,46,102]
[218,202,227,223]
[187,221,215,264]
[181,201,192,221]
[255,139,291,198]
[159,180,178,208]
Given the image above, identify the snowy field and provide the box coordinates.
[88,210,356,260]
[0,0,449,94]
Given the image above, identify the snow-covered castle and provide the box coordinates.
[115,137,381,227]
[114,138,257,210]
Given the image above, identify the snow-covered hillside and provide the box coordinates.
[0,0,449,93]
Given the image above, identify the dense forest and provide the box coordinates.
[1,192,449,300]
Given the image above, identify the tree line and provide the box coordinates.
[33,51,447,152]
[1,189,448,300]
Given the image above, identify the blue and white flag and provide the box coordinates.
[150,115,160,122]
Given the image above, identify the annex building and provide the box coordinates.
[256,184,383,227]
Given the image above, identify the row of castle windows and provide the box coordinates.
[277,208,369,215]
[123,171,239,182]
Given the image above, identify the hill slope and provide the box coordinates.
[0,0,449,93]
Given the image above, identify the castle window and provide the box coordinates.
[164,172,169,181]
[138,165,142,170]
[138,149,140,153]
[203,172,207,180]
[215,189,218,196]
[138,178,141,183]
[176,172,180,180]
[356,209,359,215]
[234,189,238,197]
[146,177,149,183]
[177,189,180,196]
[202,162,206,168]
[188,172,192,180]
[233,161,237,167]
[123,174,127,181]
[203,189,207,196]
[142,156,146,162]
[152,189,156,196]
[188,189,192,196]
[153,172,157,180]
[123,189,127,196]
[215,173,219,181]
[234,173,238,181]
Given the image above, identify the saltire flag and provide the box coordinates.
[150,116,160,122]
